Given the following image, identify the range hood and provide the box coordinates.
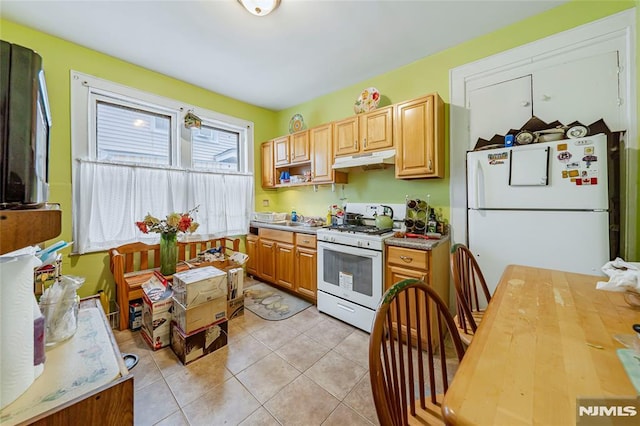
[332,149,395,171]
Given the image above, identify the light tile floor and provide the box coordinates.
[114,279,380,426]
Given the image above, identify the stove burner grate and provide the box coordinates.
[326,225,392,235]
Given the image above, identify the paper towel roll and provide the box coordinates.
[0,247,42,409]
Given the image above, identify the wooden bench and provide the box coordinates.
[109,237,240,330]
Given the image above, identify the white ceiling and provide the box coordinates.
[2,0,568,111]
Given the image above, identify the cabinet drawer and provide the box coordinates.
[259,228,294,244]
[387,246,429,270]
[295,233,316,248]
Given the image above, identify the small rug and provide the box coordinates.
[244,282,311,320]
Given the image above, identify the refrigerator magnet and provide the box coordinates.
[488,152,508,165]
[557,151,572,163]
[566,162,580,170]
[576,177,598,186]
[584,146,595,155]
[582,155,597,168]
[557,143,568,151]
[562,170,568,179]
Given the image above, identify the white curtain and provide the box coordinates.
[74,160,253,254]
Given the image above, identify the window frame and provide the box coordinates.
[70,71,255,253]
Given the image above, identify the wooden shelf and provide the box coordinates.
[0,206,62,254]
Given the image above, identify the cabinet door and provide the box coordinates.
[333,116,359,156]
[290,130,310,164]
[274,136,290,166]
[260,141,275,188]
[533,51,621,131]
[295,247,317,300]
[275,242,295,289]
[246,235,259,276]
[360,105,393,152]
[386,264,430,345]
[310,123,333,183]
[468,75,533,148]
[395,94,444,179]
[258,239,276,282]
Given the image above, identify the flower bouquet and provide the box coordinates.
[135,207,199,275]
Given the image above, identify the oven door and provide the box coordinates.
[317,240,383,309]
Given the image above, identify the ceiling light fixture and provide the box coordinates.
[237,0,281,17]
[184,109,202,129]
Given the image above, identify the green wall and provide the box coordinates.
[0,19,277,300]
[265,0,637,245]
[1,0,638,302]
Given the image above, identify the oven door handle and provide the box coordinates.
[318,241,380,259]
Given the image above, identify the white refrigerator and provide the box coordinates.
[467,133,611,294]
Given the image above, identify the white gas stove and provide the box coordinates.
[316,203,404,332]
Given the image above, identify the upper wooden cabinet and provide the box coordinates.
[290,130,310,164]
[261,141,275,188]
[274,135,290,166]
[334,105,393,157]
[274,132,310,166]
[310,123,347,185]
[394,94,444,179]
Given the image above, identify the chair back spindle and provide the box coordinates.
[369,279,465,425]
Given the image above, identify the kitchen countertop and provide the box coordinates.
[250,221,322,235]
[384,233,449,250]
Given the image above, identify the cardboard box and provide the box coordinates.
[129,300,142,331]
[171,296,227,334]
[172,266,227,308]
[227,296,244,319]
[140,273,173,350]
[170,319,228,365]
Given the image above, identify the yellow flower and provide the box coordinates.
[166,213,181,228]
[144,214,160,225]
[189,222,199,233]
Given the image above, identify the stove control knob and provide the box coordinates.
[357,241,363,247]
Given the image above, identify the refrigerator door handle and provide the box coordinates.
[471,159,481,209]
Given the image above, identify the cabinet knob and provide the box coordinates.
[400,255,413,263]
[521,101,530,107]
[541,94,551,101]
[354,140,358,150]
[428,159,433,171]
[363,138,367,147]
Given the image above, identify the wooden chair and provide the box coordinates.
[369,279,465,426]
[449,243,491,345]
[109,237,240,330]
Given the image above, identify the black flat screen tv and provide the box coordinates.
[0,40,52,209]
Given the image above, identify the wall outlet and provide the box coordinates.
[262,199,269,207]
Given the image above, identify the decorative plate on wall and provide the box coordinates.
[289,114,305,133]
[354,87,381,114]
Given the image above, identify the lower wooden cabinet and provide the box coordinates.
[385,241,450,347]
[295,233,317,301]
[246,234,259,276]
[258,238,276,282]
[249,228,317,302]
[276,242,295,289]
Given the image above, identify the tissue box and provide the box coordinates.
[140,273,173,350]
[171,296,227,334]
[172,266,227,308]
[170,319,228,365]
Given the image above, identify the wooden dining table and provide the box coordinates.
[442,264,640,425]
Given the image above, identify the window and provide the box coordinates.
[96,99,173,165]
[191,124,240,171]
[70,71,254,254]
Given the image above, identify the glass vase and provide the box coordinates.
[160,232,178,276]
